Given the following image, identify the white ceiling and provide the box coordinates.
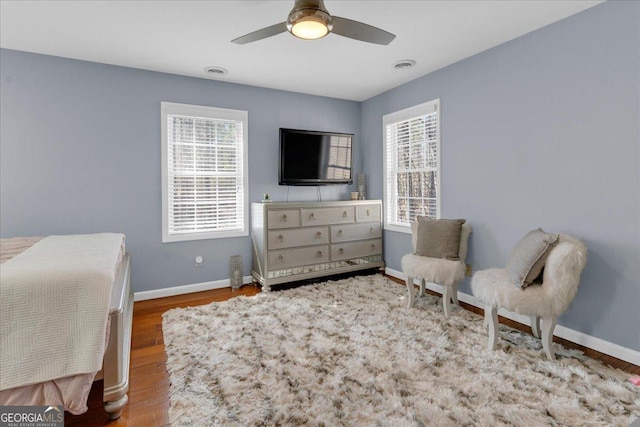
[0,1,602,102]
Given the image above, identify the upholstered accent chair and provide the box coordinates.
[471,233,587,360]
[401,220,472,317]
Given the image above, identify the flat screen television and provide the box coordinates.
[279,128,353,185]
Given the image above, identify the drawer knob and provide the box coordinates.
[278,234,283,242]
[282,214,287,222]
[317,250,323,257]
[278,255,284,261]
[339,248,344,255]
[367,209,371,216]
[370,227,374,234]
[370,244,376,250]
[342,211,347,218]
[310,213,316,220]
[316,231,322,238]
[337,229,343,236]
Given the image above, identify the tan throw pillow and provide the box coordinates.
[415,218,466,260]
[507,228,559,288]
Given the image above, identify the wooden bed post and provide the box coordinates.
[102,254,133,419]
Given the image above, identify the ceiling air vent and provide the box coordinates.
[393,59,416,70]
[204,66,228,76]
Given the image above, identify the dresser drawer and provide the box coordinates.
[331,223,382,243]
[356,204,381,222]
[268,245,330,269]
[331,239,382,261]
[301,207,355,226]
[267,209,300,229]
[268,227,329,250]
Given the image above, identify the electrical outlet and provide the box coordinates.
[195,256,204,267]
[465,263,472,276]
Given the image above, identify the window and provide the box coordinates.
[161,102,248,242]
[383,99,440,233]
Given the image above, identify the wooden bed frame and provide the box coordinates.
[95,253,133,419]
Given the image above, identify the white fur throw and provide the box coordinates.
[401,254,465,287]
[471,234,587,317]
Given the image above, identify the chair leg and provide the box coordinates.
[451,282,459,305]
[442,284,451,318]
[418,279,426,297]
[486,305,498,351]
[542,316,557,360]
[405,276,415,309]
[531,315,541,338]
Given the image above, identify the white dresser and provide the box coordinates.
[251,200,384,291]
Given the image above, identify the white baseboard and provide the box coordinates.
[385,268,640,366]
[134,275,254,302]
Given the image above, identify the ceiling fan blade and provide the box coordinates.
[231,22,288,45]
[331,16,395,45]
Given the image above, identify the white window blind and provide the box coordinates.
[161,102,248,242]
[383,99,440,233]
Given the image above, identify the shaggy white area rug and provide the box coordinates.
[162,275,639,426]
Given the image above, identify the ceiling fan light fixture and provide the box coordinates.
[291,17,329,40]
[287,8,332,40]
[231,0,395,46]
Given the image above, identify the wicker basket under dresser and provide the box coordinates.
[251,200,384,291]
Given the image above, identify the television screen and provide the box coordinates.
[279,128,353,185]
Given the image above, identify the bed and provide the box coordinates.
[0,233,133,419]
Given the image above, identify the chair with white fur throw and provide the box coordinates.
[401,218,472,318]
[471,229,587,360]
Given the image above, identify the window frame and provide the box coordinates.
[161,102,249,243]
[382,99,441,234]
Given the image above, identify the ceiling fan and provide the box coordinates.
[231,0,395,46]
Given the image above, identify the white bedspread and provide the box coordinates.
[0,233,125,391]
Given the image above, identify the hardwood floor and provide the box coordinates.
[66,275,639,426]
[65,285,260,427]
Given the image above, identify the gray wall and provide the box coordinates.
[0,49,361,292]
[361,1,639,350]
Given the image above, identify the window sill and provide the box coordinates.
[383,223,411,234]
[162,229,248,243]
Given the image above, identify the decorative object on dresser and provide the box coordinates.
[401,218,471,317]
[356,172,367,200]
[251,200,384,291]
[471,231,587,360]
